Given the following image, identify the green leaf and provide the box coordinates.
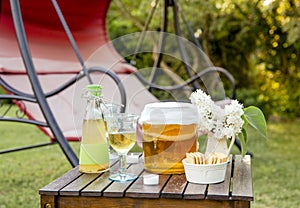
[243,106,267,139]
[241,114,249,129]
[238,128,248,157]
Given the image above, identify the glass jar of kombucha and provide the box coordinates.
[139,102,199,174]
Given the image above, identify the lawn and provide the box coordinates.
[0,113,299,207]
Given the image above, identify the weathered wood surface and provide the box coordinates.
[39,167,82,195]
[206,155,233,200]
[232,155,254,201]
[40,154,253,208]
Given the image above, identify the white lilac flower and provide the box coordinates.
[190,89,214,131]
[190,89,245,140]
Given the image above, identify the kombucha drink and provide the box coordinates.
[139,102,199,174]
[142,123,197,174]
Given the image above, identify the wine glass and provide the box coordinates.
[105,113,138,182]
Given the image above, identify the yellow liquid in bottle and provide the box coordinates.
[79,119,109,173]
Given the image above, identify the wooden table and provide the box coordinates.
[39,154,253,208]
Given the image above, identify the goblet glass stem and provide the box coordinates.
[119,153,127,179]
[109,151,137,182]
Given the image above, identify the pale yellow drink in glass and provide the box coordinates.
[79,119,109,173]
[108,132,136,155]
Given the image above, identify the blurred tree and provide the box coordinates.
[107,0,300,118]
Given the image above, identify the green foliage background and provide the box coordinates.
[107,0,300,119]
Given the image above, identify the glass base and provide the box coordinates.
[109,173,137,182]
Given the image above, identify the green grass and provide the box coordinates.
[250,119,300,207]
[0,120,79,208]
[0,112,299,207]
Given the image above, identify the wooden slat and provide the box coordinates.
[108,158,120,173]
[59,173,101,196]
[183,182,207,199]
[126,171,171,198]
[80,171,113,196]
[103,161,144,197]
[60,157,121,196]
[231,155,253,201]
[39,166,82,195]
[206,155,233,200]
[161,174,187,199]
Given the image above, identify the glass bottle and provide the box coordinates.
[79,84,109,173]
